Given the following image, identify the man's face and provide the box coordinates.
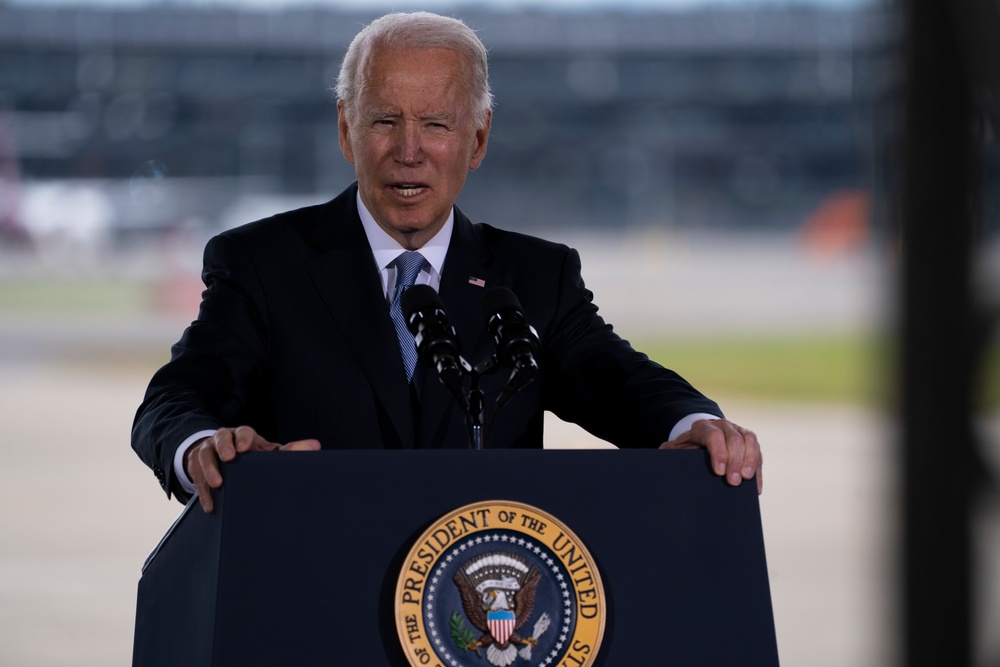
[338,47,491,250]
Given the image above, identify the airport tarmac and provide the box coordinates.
[0,359,895,667]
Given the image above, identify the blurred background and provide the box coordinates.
[0,0,997,665]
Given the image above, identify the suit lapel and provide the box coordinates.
[304,185,415,448]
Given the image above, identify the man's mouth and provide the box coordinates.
[391,184,427,197]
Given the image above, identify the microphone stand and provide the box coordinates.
[464,355,500,450]
[467,381,486,450]
[405,286,538,450]
[436,352,491,450]
[410,325,506,450]
[454,352,536,451]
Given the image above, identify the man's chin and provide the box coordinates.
[387,221,431,236]
[382,212,445,237]
[374,217,441,248]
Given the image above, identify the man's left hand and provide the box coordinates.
[660,419,763,494]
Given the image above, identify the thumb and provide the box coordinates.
[659,431,698,450]
[278,439,322,452]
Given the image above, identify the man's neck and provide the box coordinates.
[356,190,453,276]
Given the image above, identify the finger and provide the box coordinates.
[214,428,238,462]
[739,429,761,480]
[196,487,214,514]
[240,426,288,454]
[190,463,213,513]
[690,420,745,485]
[197,441,225,490]
[188,443,219,514]
[749,435,764,494]
[232,425,271,454]
[659,420,727,476]
[658,431,699,450]
[712,440,734,482]
[720,423,747,486]
[729,426,763,493]
[278,439,322,452]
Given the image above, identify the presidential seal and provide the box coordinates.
[395,500,605,667]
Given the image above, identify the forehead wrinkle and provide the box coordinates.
[422,112,455,122]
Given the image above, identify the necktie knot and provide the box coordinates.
[393,251,426,297]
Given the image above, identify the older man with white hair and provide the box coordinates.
[132,11,762,513]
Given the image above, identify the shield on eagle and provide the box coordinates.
[487,610,516,645]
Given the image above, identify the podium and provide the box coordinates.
[133,449,779,666]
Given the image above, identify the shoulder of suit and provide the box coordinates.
[472,221,575,258]
[219,199,335,240]
[212,183,356,243]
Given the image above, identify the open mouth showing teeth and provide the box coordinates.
[392,185,425,197]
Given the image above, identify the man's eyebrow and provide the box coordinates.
[365,110,454,122]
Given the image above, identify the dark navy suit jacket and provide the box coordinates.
[132,183,721,501]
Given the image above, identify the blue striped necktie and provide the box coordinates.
[389,251,426,383]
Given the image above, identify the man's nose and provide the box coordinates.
[394,124,423,165]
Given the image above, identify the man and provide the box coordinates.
[132,11,762,513]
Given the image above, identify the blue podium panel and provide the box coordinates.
[134,449,778,666]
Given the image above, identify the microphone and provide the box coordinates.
[482,287,539,406]
[401,285,467,402]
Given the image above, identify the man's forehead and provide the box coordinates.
[356,53,471,111]
[360,45,471,83]
[364,44,456,65]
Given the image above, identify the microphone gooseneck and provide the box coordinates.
[400,284,542,448]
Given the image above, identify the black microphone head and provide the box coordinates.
[401,284,444,324]
[481,287,523,322]
[396,284,468,407]
[400,284,463,367]
[482,287,538,368]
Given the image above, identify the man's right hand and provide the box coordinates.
[185,425,321,513]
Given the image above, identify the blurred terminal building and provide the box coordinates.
[0,3,898,246]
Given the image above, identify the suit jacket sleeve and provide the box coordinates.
[131,231,272,500]
[537,245,723,448]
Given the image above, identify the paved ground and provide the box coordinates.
[0,360,895,667]
[0,232,990,666]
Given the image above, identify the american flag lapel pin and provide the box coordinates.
[468,276,486,287]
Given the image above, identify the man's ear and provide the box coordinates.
[469,109,491,171]
[337,99,356,166]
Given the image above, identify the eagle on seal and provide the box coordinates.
[453,552,544,667]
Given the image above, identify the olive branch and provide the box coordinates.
[450,611,479,652]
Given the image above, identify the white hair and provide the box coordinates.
[335,11,494,127]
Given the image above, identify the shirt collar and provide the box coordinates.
[356,190,452,276]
